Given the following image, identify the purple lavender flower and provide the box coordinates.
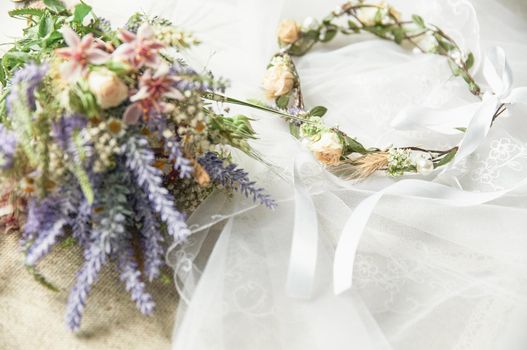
[199,152,276,209]
[71,199,92,248]
[118,240,155,314]
[52,114,88,150]
[66,243,106,331]
[66,170,132,331]
[125,136,190,242]
[0,125,17,170]
[23,196,68,265]
[7,62,48,113]
[136,191,164,281]
[166,138,193,179]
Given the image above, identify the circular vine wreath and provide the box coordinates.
[226,1,508,181]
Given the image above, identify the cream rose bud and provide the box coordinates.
[277,19,300,44]
[262,63,295,98]
[309,132,343,165]
[87,69,129,109]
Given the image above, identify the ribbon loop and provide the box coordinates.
[287,151,319,299]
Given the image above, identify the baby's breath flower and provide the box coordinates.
[387,148,415,177]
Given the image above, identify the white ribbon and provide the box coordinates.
[333,46,527,294]
[333,177,527,294]
[287,151,319,298]
[391,47,525,134]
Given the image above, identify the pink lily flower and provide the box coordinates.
[114,23,165,70]
[55,27,111,82]
[124,64,184,122]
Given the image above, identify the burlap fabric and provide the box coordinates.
[0,233,178,350]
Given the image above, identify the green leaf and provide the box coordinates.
[43,0,66,13]
[412,15,426,29]
[342,135,368,155]
[73,1,92,24]
[8,8,47,18]
[0,64,6,87]
[448,59,462,76]
[392,27,405,44]
[275,95,290,110]
[374,9,383,24]
[434,33,456,53]
[434,149,457,168]
[465,52,475,70]
[320,26,338,43]
[38,13,54,38]
[26,265,60,293]
[289,123,301,138]
[309,106,328,117]
[347,20,360,33]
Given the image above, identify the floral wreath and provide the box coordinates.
[250,1,515,181]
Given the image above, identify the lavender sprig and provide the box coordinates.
[66,171,132,331]
[52,114,88,150]
[125,136,190,242]
[166,137,193,179]
[24,195,68,265]
[7,62,48,113]
[136,191,164,281]
[66,243,106,331]
[117,241,155,314]
[199,152,276,209]
[0,125,17,170]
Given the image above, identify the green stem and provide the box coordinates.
[201,92,319,125]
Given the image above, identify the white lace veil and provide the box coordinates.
[156,0,527,349]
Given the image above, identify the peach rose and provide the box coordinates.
[262,62,295,99]
[277,19,300,44]
[309,132,343,165]
[87,69,129,109]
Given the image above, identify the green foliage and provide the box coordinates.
[208,114,257,152]
[43,0,67,13]
[412,14,426,29]
[71,132,94,204]
[68,83,99,117]
[434,149,457,168]
[275,95,290,109]
[26,265,60,292]
[341,133,368,155]
[308,106,327,118]
[8,7,47,18]
[73,1,92,24]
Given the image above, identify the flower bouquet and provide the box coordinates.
[0,0,274,331]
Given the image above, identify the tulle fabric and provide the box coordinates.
[155,0,527,349]
[19,0,527,348]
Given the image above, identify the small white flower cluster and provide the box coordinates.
[86,119,126,172]
[387,148,414,177]
[154,25,200,49]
